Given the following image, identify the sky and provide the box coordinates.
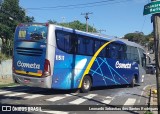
[19,0,153,38]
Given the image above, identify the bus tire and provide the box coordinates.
[81,75,92,93]
[13,77,19,84]
[130,76,135,88]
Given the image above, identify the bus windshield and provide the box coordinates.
[16,24,47,42]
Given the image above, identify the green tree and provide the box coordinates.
[0,0,34,56]
[48,19,57,24]
[25,16,35,23]
[48,20,97,32]
[145,31,154,52]
[124,31,155,52]
[60,20,97,32]
[124,31,145,44]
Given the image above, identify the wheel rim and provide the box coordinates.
[83,79,90,90]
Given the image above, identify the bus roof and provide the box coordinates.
[54,24,144,50]
[17,23,144,50]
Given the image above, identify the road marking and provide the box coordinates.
[102,96,114,104]
[41,110,69,114]
[0,91,11,95]
[124,98,136,106]
[69,94,97,105]
[65,93,78,97]
[138,84,156,103]
[0,88,28,95]
[24,94,44,99]
[46,96,66,102]
[5,92,27,97]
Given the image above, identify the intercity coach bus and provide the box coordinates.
[12,23,146,92]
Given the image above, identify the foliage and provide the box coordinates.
[0,0,34,56]
[124,31,154,51]
[124,31,145,44]
[144,111,154,114]
[0,83,18,88]
[0,53,10,63]
[62,20,97,32]
[48,19,57,24]
[145,32,154,51]
[25,16,35,23]
[0,0,154,58]
[48,20,97,32]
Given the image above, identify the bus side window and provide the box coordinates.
[56,32,65,51]
[56,31,73,54]
[110,43,118,59]
[94,40,108,58]
[126,46,131,60]
[64,34,72,53]
[118,44,127,60]
[77,35,94,56]
[99,41,106,57]
[133,47,140,64]
[69,34,77,54]
[126,46,140,63]
[94,40,101,55]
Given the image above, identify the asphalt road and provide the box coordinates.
[0,74,156,114]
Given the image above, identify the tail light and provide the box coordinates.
[45,23,49,26]
[42,59,51,77]
[18,23,23,27]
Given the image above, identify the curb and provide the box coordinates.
[150,88,158,114]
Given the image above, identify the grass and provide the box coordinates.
[0,83,18,88]
[144,111,154,114]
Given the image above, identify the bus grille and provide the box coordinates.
[16,47,43,56]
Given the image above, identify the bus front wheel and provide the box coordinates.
[81,75,92,93]
[130,76,136,88]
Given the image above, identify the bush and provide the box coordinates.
[0,53,11,64]
[144,111,154,114]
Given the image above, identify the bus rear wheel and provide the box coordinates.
[81,75,92,93]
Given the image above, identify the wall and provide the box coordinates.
[0,59,13,84]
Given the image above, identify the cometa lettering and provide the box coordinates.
[17,61,40,69]
[115,61,131,69]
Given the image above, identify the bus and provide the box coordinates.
[12,23,146,93]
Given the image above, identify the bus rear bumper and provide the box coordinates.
[12,73,52,88]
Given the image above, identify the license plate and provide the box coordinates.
[24,79,30,83]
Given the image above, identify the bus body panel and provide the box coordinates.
[138,64,145,83]
[14,41,46,76]
[52,49,90,89]
[13,73,52,88]
[50,26,142,90]
[51,49,139,89]
[13,24,56,88]
[90,58,139,87]
[13,24,145,90]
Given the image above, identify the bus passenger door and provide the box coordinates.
[138,49,146,83]
[70,32,77,89]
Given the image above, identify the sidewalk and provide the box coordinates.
[0,75,14,85]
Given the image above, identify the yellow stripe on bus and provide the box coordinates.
[15,70,42,76]
[78,40,115,88]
